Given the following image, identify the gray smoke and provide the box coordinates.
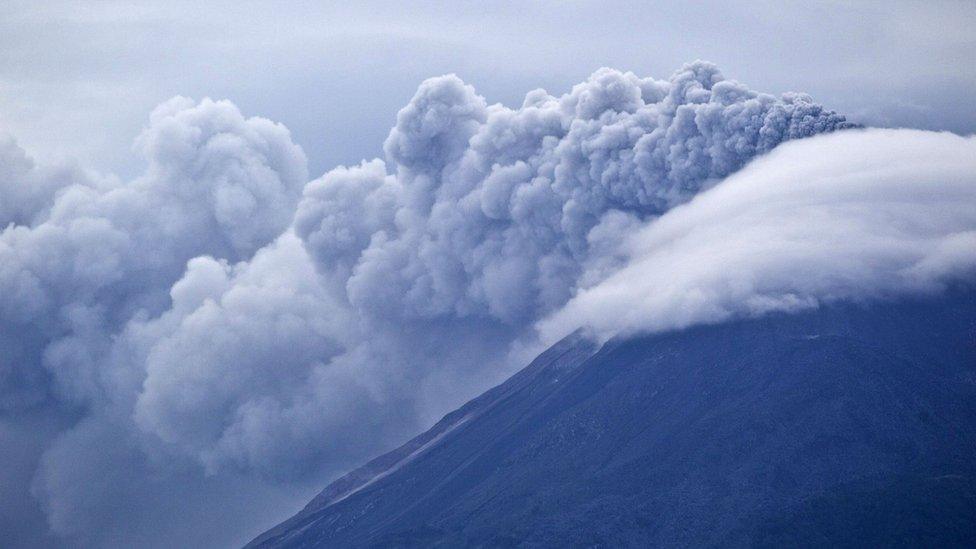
[297,62,854,324]
[0,97,306,410]
[126,62,855,488]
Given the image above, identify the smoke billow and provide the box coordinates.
[1,96,308,546]
[298,63,854,324]
[4,62,973,547]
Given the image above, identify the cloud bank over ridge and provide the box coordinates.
[1,62,973,547]
[539,128,976,343]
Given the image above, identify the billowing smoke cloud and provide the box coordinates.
[1,97,306,410]
[0,96,308,546]
[123,62,856,484]
[4,61,972,548]
[297,63,854,324]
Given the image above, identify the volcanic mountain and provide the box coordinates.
[248,291,976,547]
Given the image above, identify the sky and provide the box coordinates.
[1,2,975,548]
[1,1,974,178]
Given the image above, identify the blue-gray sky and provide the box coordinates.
[1,0,974,179]
[1,2,975,548]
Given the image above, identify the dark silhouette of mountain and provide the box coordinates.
[248,291,976,548]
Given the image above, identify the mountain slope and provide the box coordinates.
[248,292,976,548]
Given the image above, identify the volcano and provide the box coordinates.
[248,291,976,548]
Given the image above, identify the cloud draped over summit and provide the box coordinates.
[4,62,973,547]
[539,128,976,343]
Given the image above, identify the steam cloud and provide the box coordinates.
[1,62,972,547]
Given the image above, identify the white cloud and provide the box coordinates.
[539,128,976,343]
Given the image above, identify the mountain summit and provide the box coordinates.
[249,292,976,548]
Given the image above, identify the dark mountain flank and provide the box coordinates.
[249,292,976,548]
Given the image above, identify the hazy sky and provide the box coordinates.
[1,0,974,178]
